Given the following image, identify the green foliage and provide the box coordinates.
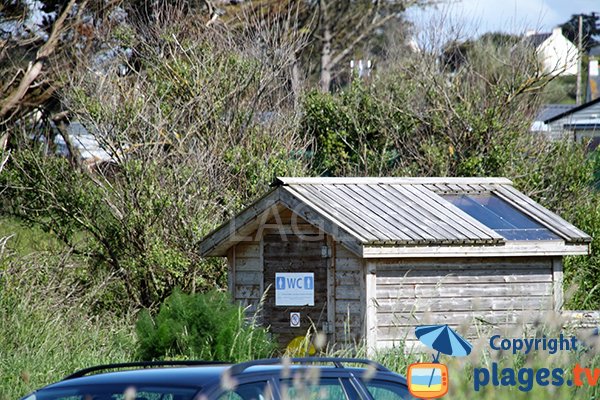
[135,289,276,362]
[0,254,135,400]
[302,81,416,175]
[540,76,577,104]
[302,71,525,178]
[0,16,309,311]
[0,149,215,308]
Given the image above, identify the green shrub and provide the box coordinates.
[135,289,276,362]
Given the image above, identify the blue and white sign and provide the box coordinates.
[290,312,301,327]
[275,272,314,306]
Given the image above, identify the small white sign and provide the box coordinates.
[275,272,314,306]
[290,312,301,327]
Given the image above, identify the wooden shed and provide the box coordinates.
[199,177,591,351]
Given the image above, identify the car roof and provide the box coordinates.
[34,357,407,397]
[43,366,229,389]
[42,364,405,390]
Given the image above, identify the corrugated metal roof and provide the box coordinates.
[280,181,503,245]
[544,97,600,123]
[535,104,576,122]
[199,177,591,257]
[274,177,590,245]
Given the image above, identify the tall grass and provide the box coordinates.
[0,251,135,400]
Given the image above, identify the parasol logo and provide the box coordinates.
[407,325,473,399]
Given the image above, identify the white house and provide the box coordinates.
[525,27,578,76]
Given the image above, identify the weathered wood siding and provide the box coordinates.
[263,233,328,347]
[374,257,555,349]
[229,241,262,314]
[229,209,333,348]
[334,244,364,343]
[547,101,600,141]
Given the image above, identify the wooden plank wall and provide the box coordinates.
[375,257,554,350]
[334,245,364,344]
[263,234,329,347]
[230,209,323,314]
[230,240,263,316]
[230,209,330,347]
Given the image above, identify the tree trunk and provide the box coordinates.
[320,27,333,92]
[319,0,333,93]
[291,55,302,108]
[56,119,83,169]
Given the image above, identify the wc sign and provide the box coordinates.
[275,272,314,306]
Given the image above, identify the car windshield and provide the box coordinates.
[22,385,198,400]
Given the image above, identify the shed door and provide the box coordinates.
[263,233,329,349]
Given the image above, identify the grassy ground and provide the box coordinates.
[0,302,135,400]
[0,217,63,256]
[0,219,135,399]
[0,263,135,400]
[0,288,135,399]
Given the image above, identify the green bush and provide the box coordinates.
[135,289,276,362]
[302,81,416,176]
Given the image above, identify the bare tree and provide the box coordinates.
[206,0,438,92]
[0,0,141,152]
[315,0,424,92]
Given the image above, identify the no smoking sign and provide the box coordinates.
[290,312,301,327]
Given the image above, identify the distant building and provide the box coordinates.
[531,104,576,135]
[532,98,600,150]
[524,27,578,76]
[52,121,116,169]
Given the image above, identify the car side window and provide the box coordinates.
[216,381,273,400]
[279,378,349,400]
[363,380,413,400]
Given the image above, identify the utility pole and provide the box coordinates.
[576,14,583,105]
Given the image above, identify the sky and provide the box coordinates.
[408,0,599,39]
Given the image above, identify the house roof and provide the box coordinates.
[54,121,114,165]
[523,33,551,48]
[199,177,591,258]
[544,97,600,123]
[535,104,576,122]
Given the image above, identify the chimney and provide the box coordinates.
[552,27,563,36]
[525,30,537,37]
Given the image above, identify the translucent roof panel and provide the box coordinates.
[444,194,561,241]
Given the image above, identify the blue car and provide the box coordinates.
[20,358,414,400]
